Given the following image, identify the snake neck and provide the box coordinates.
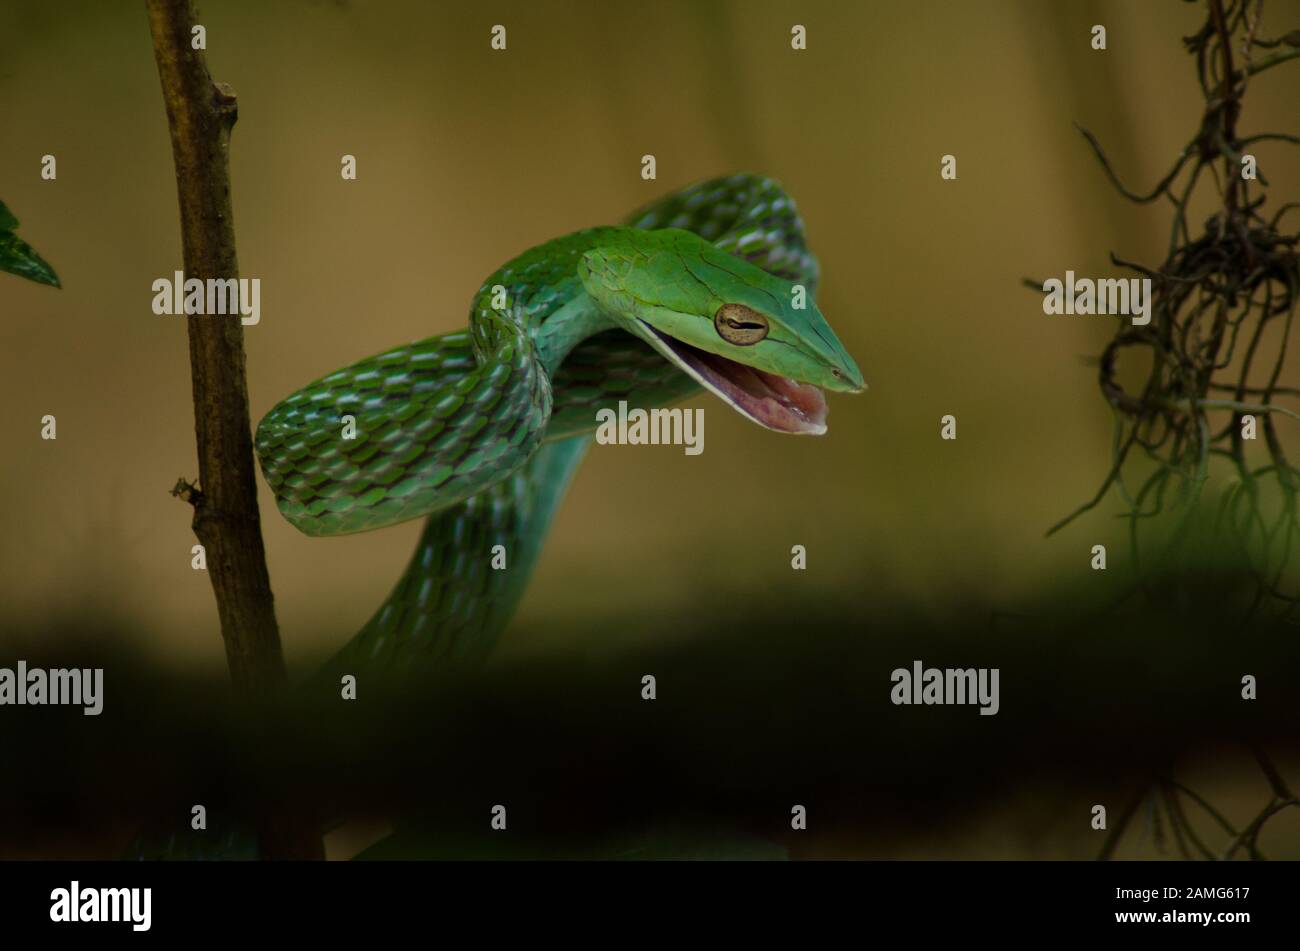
[468,226,627,379]
[534,291,616,378]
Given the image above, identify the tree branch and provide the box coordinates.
[146,0,323,860]
[147,0,281,691]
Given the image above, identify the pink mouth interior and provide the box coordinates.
[646,327,828,434]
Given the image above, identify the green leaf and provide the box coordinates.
[0,199,60,288]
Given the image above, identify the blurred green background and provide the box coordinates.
[1,1,1298,859]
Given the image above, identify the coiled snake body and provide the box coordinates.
[254,174,864,677]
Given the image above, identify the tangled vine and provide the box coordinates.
[1047,0,1300,623]
[1029,0,1300,860]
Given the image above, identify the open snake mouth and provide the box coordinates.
[640,323,828,435]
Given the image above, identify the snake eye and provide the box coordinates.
[714,303,769,346]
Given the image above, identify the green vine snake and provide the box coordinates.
[254,174,865,678]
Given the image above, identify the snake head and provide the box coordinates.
[580,228,865,435]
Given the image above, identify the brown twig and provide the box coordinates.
[146,0,322,860]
